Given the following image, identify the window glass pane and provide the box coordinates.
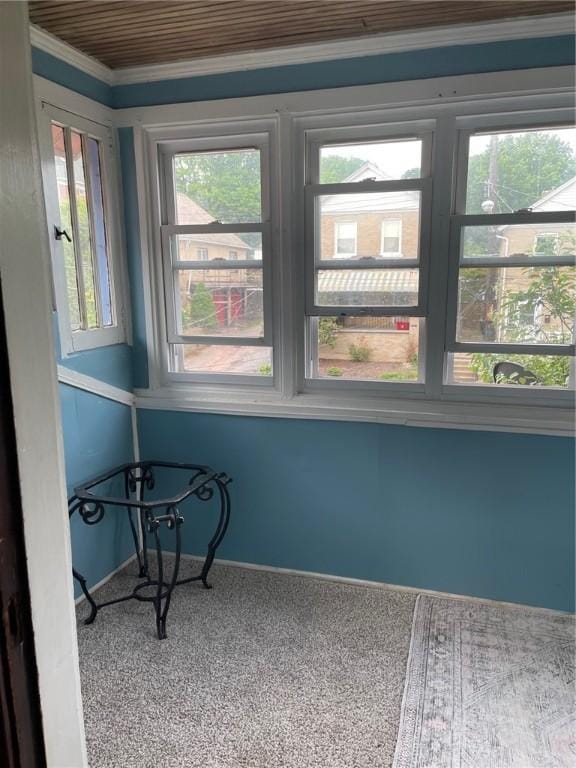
[319,192,420,261]
[71,131,98,328]
[86,137,112,326]
[319,139,422,183]
[170,232,262,263]
[465,127,576,215]
[381,219,402,255]
[310,316,421,382]
[176,269,263,337]
[172,344,272,375]
[456,266,575,345]
[462,223,576,260]
[174,149,261,224]
[316,269,419,307]
[51,125,81,330]
[449,352,573,389]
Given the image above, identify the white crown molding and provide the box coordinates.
[57,365,134,407]
[113,13,574,85]
[31,13,573,89]
[30,23,114,85]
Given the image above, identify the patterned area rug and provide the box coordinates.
[393,595,576,768]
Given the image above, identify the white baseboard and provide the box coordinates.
[176,553,573,617]
[74,554,137,606]
[75,551,572,617]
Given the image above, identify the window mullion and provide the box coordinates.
[63,127,88,331]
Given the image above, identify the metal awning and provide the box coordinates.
[317,269,418,294]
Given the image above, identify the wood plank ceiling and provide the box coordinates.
[29,0,574,70]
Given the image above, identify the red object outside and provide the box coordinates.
[395,320,410,331]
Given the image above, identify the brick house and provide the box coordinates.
[176,193,262,332]
[318,162,420,367]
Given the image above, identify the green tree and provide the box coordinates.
[320,155,365,183]
[185,283,218,330]
[467,133,576,214]
[175,150,261,223]
[470,257,575,387]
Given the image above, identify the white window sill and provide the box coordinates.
[134,386,574,437]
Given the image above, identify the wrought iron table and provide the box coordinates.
[69,460,231,639]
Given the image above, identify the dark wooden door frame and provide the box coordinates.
[0,284,46,768]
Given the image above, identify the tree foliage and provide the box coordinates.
[466,133,576,214]
[184,283,218,330]
[320,155,365,183]
[175,151,261,223]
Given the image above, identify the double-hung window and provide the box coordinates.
[40,104,124,354]
[304,129,432,385]
[446,122,575,390]
[158,133,273,381]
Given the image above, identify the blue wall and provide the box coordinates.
[112,36,575,108]
[32,32,575,610]
[138,410,575,612]
[60,385,135,596]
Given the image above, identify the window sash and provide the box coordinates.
[159,134,273,355]
[446,150,576,357]
[41,101,124,355]
[380,219,402,255]
[305,178,431,316]
[161,223,271,346]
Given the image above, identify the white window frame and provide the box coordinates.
[334,220,357,257]
[302,121,433,392]
[445,111,575,400]
[155,124,277,387]
[37,102,126,355]
[380,218,402,256]
[128,67,574,434]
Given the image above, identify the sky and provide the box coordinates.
[320,127,576,178]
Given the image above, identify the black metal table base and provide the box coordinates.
[69,461,231,640]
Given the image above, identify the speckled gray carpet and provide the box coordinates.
[76,559,416,768]
[393,595,576,768]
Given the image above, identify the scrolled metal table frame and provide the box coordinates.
[69,460,232,639]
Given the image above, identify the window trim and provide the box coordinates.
[38,102,126,355]
[153,123,279,385]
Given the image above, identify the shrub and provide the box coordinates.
[319,317,338,348]
[326,367,343,377]
[348,341,372,362]
[258,363,272,376]
[185,282,218,330]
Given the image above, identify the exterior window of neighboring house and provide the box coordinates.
[159,136,272,378]
[305,134,430,383]
[335,221,357,257]
[380,219,402,255]
[447,125,575,389]
[534,233,559,256]
[40,103,125,354]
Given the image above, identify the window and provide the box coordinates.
[381,219,402,255]
[159,135,273,378]
[140,74,574,432]
[335,221,357,257]
[305,134,430,384]
[447,125,575,389]
[40,104,124,354]
[534,233,559,256]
